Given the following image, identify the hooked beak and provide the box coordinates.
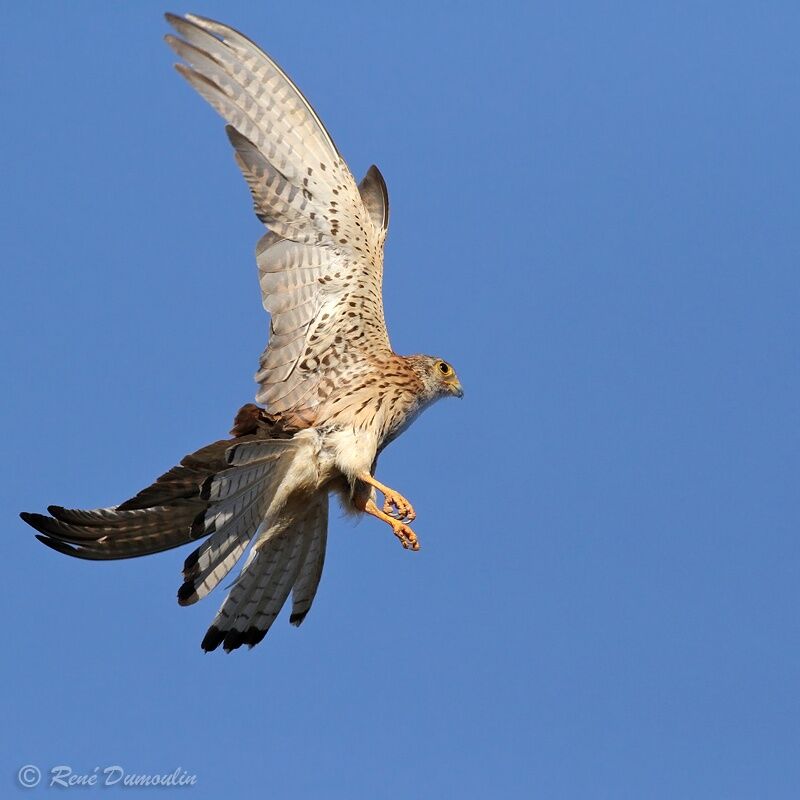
[451,380,464,399]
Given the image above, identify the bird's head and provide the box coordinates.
[410,355,464,400]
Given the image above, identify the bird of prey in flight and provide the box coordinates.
[20,13,462,652]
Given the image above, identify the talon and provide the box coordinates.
[356,483,421,552]
[391,521,420,551]
[382,498,397,516]
[382,491,416,524]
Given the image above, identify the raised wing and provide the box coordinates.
[165,13,391,417]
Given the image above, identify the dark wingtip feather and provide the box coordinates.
[289,611,308,627]
[199,475,214,502]
[190,509,209,540]
[201,626,225,652]
[177,581,198,607]
[223,629,247,652]
[20,511,51,535]
[203,624,271,653]
[224,444,239,465]
[183,547,201,579]
[34,534,81,557]
[243,626,268,648]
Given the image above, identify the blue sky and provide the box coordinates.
[3,2,799,797]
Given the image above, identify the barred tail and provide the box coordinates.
[176,439,300,606]
[201,494,329,652]
[20,405,330,651]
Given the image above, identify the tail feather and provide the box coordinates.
[224,438,294,467]
[177,440,299,606]
[201,494,329,652]
[203,528,293,652]
[290,498,328,626]
[177,536,251,606]
[177,500,265,606]
[200,459,275,502]
[232,537,298,649]
[20,404,332,651]
[202,482,270,534]
[243,523,310,646]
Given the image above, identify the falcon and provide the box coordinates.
[20,13,462,652]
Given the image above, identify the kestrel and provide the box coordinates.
[20,13,462,652]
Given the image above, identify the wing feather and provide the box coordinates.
[165,14,392,417]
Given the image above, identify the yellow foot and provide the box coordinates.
[390,519,420,551]
[382,490,416,523]
[358,498,422,551]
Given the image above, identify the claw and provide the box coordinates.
[356,479,421,551]
[382,491,416,524]
[384,504,409,522]
[390,520,420,551]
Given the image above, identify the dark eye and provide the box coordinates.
[438,362,451,375]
